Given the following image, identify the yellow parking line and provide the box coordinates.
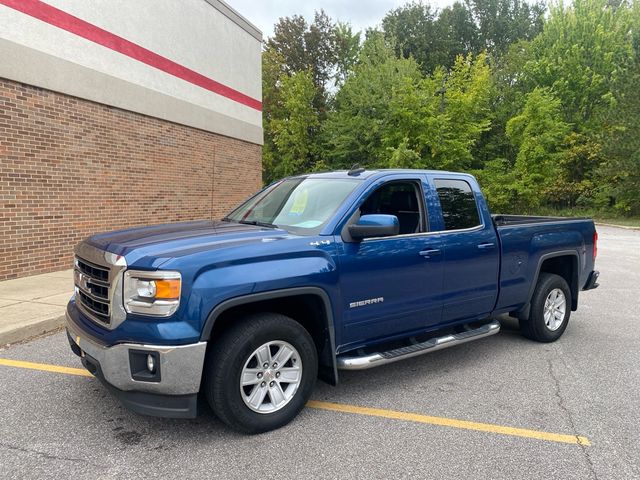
[0,358,590,445]
[0,358,92,377]
[307,400,590,446]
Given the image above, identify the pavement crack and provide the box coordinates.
[0,441,107,468]
[547,357,599,480]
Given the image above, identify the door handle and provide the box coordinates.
[419,248,441,258]
[477,242,495,250]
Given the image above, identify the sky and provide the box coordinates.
[226,0,457,40]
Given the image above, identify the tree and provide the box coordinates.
[480,87,569,211]
[520,0,635,207]
[262,12,362,182]
[436,2,482,67]
[595,1,640,214]
[381,0,544,75]
[259,1,640,219]
[324,36,492,171]
[472,38,531,174]
[382,2,443,73]
[261,46,287,182]
[383,52,493,171]
[322,33,423,168]
[382,1,481,74]
[334,22,361,87]
[267,71,320,180]
[266,11,338,93]
[525,0,633,127]
[465,0,545,53]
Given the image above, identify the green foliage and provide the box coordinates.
[481,0,639,213]
[322,36,492,170]
[595,2,640,215]
[381,0,544,74]
[546,132,601,208]
[436,3,482,66]
[480,88,569,210]
[382,2,455,73]
[465,0,545,53]
[322,33,422,167]
[382,53,493,171]
[268,71,320,179]
[261,1,640,217]
[471,39,530,170]
[525,0,634,126]
[262,12,363,183]
[519,0,636,212]
[266,10,338,93]
[507,87,570,207]
[261,47,287,182]
[334,22,361,86]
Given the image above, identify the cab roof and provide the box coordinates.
[298,169,471,181]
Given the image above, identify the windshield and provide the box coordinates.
[225,177,360,235]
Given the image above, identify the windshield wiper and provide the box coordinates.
[237,220,277,229]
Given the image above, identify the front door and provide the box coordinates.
[336,178,444,349]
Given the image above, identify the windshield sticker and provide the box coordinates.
[288,190,308,216]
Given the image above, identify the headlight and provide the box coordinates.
[123,270,181,316]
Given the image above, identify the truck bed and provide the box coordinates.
[491,214,596,314]
[492,214,589,227]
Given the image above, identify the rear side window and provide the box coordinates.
[434,179,481,231]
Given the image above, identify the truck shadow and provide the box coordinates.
[312,315,551,401]
[76,316,560,447]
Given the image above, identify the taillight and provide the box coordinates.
[593,231,598,260]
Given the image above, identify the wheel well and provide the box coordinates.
[210,294,325,348]
[206,293,337,385]
[539,255,579,310]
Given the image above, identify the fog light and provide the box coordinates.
[147,354,156,373]
[129,350,161,382]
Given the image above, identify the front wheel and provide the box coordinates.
[520,272,572,342]
[204,313,318,433]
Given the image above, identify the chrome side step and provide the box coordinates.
[336,320,501,370]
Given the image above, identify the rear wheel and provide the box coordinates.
[204,313,318,433]
[520,273,571,342]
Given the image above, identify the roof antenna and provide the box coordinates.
[348,163,366,176]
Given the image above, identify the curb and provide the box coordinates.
[595,222,640,231]
[0,314,66,347]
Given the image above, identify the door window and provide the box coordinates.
[359,182,425,235]
[434,179,481,231]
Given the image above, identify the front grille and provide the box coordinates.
[76,259,109,283]
[75,256,112,326]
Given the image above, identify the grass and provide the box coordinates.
[593,217,640,228]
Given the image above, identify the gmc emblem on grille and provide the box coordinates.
[74,270,91,292]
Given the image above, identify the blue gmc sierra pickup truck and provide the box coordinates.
[66,168,599,433]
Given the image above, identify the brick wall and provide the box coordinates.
[0,79,262,280]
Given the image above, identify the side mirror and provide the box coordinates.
[348,214,399,240]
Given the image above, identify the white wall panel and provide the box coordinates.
[0,0,263,144]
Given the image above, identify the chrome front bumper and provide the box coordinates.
[65,311,207,396]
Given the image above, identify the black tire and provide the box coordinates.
[520,272,572,342]
[204,312,318,434]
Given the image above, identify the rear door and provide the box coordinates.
[430,177,499,324]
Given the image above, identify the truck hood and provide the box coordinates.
[85,220,292,268]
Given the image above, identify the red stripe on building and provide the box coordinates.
[0,0,262,111]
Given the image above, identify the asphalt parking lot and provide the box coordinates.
[0,225,638,479]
